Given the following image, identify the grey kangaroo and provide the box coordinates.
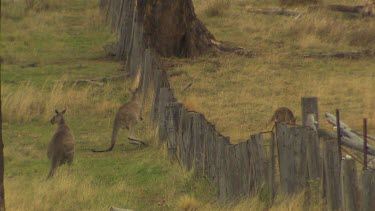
[267,107,296,127]
[47,109,75,179]
[92,88,143,152]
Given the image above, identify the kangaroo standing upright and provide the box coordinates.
[267,107,296,127]
[47,109,75,179]
[92,88,143,152]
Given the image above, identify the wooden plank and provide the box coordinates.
[340,158,359,211]
[192,112,205,177]
[205,123,217,183]
[306,128,321,180]
[177,108,189,169]
[217,135,230,201]
[165,103,182,160]
[248,134,267,194]
[184,112,195,171]
[238,141,250,196]
[362,170,375,211]
[277,124,308,194]
[268,132,275,202]
[322,138,342,211]
[158,88,175,144]
[117,0,136,60]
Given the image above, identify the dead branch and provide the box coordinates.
[73,74,129,86]
[320,112,375,156]
[303,50,375,59]
[309,4,372,16]
[245,6,303,17]
[181,82,193,92]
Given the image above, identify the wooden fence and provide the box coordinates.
[101,1,375,209]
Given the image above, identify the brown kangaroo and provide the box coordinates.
[267,107,296,127]
[92,88,143,152]
[47,109,75,179]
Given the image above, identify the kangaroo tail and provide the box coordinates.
[92,121,119,153]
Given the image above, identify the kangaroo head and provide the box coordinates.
[50,109,66,125]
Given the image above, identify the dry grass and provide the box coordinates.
[203,0,232,17]
[1,80,128,123]
[171,0,375,142]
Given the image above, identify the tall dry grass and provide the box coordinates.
[203,0,232,17]
[1,80,123,123]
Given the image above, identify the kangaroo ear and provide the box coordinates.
[55,109,59,114]
[62,109,66,114]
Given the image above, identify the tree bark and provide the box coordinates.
[101,0,218,59]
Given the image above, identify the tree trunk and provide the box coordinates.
[101,0,218,59]
[139,0,217,57]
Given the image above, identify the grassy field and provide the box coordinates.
[1,0,374,210]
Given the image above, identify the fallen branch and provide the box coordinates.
[318,129,375,156]
[128,137,148,147]
[303,50,375,59]
[309,4,373,16]
[73,74,129,86]
[245,6,303,17]
[181,82,193,92]
[321,112,375,156]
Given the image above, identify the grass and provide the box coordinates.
[1,0,375,210]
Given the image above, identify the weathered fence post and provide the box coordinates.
[192,112,205,177]
[204,123,217,183]
[340,158,359,211]
[238,141,250,197]
[301,97,319,128]
[248,134,268,194]
[165,103,182,160]
[362,170,375,211]
[276,124,307,194]
[322,138,342,210]
[217,136,230,201]
[268,132,275,202]
[178,108,189,169]
[158,88,175,144]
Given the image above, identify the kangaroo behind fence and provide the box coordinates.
[92,71,144,153]
[267,107,297,127]
[47,109,75,179]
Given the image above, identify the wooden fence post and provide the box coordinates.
[238,141,251,197]
[268,132,276,202]
[362,170,375,211]
[165,103,182,160]
[276,124,307,194]
[158,88,175,144]
[192,113,205,177]
[217,136,230,201]
[301,97,319,128]
[340,158,359,211]
[322,138,342,210]
[248,134,268,194]
[178,108,189,169]
[204,123,217,183]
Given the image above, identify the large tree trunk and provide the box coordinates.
[101,0,218,60]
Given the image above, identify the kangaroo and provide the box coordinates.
[362,0,374,16]
[47,109,75,179]
[92,88,143,152]
[267,107,296,127]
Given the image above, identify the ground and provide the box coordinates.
[1,0,374,210]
